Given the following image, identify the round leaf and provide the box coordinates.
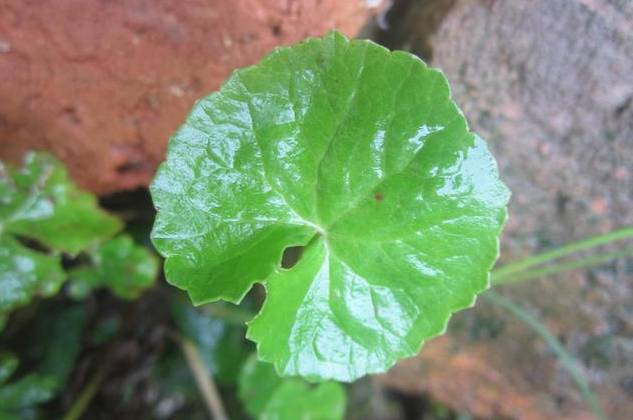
[151,31,510,381]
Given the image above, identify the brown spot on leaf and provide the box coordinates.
[374,192,384,202]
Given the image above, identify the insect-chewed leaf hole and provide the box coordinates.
[281,246,304,269]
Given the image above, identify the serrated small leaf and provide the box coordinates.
[0,152,121,255]
[151,31,509,381]
[238,355,345,420]
[68,235,158,300]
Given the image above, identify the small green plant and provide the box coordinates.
[0,151,158,324]
[0,152,119,327]
[0,151,158,417]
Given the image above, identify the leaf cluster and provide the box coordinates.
[0,152,158,415]
[0,152,158,327]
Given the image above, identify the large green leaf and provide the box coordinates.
[151,31,510,381]
[238,355,346,420]
[68,235,158,300]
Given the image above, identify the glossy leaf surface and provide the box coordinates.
[68,235,158,300]
[151,31,510,381]
[238,355,346,420]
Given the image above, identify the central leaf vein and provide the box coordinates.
[313,42,369,227]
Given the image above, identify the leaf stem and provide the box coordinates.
[492,226,633,283]
[178,335,228,420]
[62,361,110,420]
[483,291,607,420]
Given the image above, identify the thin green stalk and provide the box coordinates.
[484,291,607,420]
[492,246,633,285]
[493,227,633,281]
[62,362,110,420]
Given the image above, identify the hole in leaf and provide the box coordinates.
[281,246,303,269]
[242,282,266,314]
